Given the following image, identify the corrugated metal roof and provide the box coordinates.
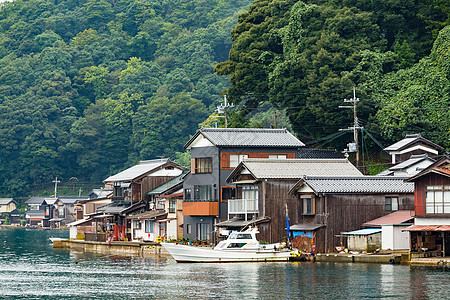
[384,134,444,151]
[404,225,450,231]
[362,210,414,227]
[239,159,362,179]
[104,158,171,182]
[342,228,382,235]
[389,154,434,171]
[300,176,414,193]
[186,128,305,148]
[0,198,15,205]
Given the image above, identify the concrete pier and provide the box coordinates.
[55,239,170,257]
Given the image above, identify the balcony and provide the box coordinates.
[183,201,219,216]
[228,199,258,220]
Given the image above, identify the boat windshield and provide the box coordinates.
[228,233,253,240]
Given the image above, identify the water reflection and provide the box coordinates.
[0,228,449,299]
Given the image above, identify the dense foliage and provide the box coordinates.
[216,0,449,149]
[0,0,252,196]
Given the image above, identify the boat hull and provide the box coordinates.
[161,243,293,263]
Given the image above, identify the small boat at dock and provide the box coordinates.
[161,228,296,263]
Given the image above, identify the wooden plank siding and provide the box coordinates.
[220,152,295,169]
[236,179,414,252]
[413,172,450,217]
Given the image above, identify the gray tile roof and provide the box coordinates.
[186,128,305,148]
[297,148,343,159]
[104,158,171,182]
[296,176,414,194]
[96,202,131,214]
[59,197,89,204]
[0,198,15,205]
[231,159,362,180]
[26,197,47,205]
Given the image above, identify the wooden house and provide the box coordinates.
[377,154,435,177]
[183,127,305,242]
[405,155,450,257]
[288,176,414,253]
[145,172,186,240]
[224,158,363,247]
[104,158,187,205]
[0,198,17,214]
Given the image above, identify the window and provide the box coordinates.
[230,154,248,168]
[134,220,142,230]
[221,187,236,202]
[197,223,210,241]
[269,154,287,159]
[58,206,64,217]
[242,186,258,200]
[426,185,450,214]
[195,158,212,173]
[169,199,176,213]
[385,197,399,211]
[302,196,315,215]
[145,221,154,233]
[187,224,192,234]
[194,185,212,201]
[185,188,192,201]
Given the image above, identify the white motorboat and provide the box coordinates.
[161,228,295,263]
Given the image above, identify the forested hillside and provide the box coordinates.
[216,0,450,150]
[1,0,449,197]
[0,0,252,196]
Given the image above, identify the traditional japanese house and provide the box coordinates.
[405,155,450,257]
[384,134,443,165]
[104,158,187,205]
[377,154,435,177]
[0,198,17,214]
[183,127,305,242]
[224,158,363,246]
[288,176,414,253]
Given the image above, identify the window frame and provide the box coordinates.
[425,185,450,214]
[194,185,212,201]
[385,196,399,211]
[169,198,176,213]
[195,157,212,173]
[301,195,315,215]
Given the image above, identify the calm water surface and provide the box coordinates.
[0,228,449,299]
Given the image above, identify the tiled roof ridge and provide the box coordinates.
[200,127,287,133]
[305,175,409,180]
[244,158,348,163]
[139,158,170,164]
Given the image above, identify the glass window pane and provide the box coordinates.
[230,155,239,168]
[392,198,398,211]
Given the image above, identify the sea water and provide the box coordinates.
[0,228,449,299]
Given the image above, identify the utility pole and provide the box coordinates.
[52,177,60,198]
[339,87,363,167]
[216,95,234,128]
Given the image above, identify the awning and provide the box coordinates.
[49,218,65,222]
[341,228,382,236]
[126,210,167,220]
[156,218,176,223]
[67,218,93,227]
[404,225,450,231]
[94,214,114,219]
[232,180,257,185]
[290,224,325,231]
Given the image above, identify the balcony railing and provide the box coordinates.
[228,199,258,220]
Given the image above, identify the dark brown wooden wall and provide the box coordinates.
[413,173,450,217]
